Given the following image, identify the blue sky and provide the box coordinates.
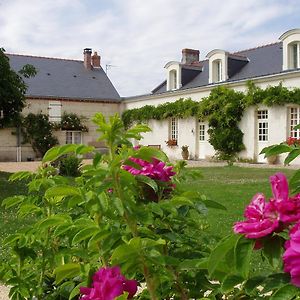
[1,0,300,96]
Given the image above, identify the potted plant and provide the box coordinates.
[181,145,189,160]
[165,139,177,147]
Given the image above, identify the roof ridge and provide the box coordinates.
[233,41,281,55]
[6,53,82,62]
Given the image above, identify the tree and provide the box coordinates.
[0,47,36,127]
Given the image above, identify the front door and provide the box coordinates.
[256,110,269,163]
[198,121,206,159]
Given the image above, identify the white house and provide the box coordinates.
[123,29,300,164]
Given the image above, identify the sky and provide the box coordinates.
[1,0,300,97]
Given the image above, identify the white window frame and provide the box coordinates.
[212,59,222,82]
[257,110,268,142]
[169,70,177,90]
[289,107,300,138]
[48,101,62,122]
[169,117,178,141]
[288,42,300,69]
[199,122,206,141]
[66,131,82,144]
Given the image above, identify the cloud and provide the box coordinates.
[0,0,299,96]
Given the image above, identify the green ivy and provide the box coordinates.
[122,82,300,160]
[59,112,88,132]
[22,113,58,157]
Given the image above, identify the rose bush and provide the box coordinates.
[0,113,225,300]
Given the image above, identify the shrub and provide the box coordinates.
[58,155,82,177]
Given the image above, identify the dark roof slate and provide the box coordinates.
[7,54,120,101]
[152,42,284,95]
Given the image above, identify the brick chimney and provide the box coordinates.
[83,48,92,69]
[181,48,200,64]
[91,51,101,68]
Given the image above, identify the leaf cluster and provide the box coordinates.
[122,83,300,160]
[22,113,59,157]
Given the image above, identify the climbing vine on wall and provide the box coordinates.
[22,113,58,157]
[59,112,88,132]
[122,82,300,159]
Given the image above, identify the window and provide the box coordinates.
[212,59,222,82]
[0,110,3,119]
[169,70,177,90]
[48,101,62,122]
[199,123,205,141]
[66,131,82,144]
[169,117,178,141]
[257,110,268,141]
[288,42,300,69]
[289,107,300,138]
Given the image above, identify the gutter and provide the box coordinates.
[123,69,300,104]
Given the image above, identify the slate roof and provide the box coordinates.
[152,42,285,95]
[7,54,121,101]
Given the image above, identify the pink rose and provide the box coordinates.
[283,223,300,287]
[233,193,279,239]
[80,266,138,300]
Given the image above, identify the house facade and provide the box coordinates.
[123,29,300,164]
[1,48,120,161]
[2,28,300,163]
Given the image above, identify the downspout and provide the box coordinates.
[16,126,22,162]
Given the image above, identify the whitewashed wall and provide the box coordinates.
[125,72,300,164]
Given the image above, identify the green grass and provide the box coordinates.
[182,166,295,237]
[0,166,297,269]
[0,172,30,261]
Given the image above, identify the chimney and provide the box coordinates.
[91,51,101,68]
[181,48,200,65]
[83,48,92,69]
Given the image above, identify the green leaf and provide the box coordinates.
[178,258,208,270]
[38,215,70,230]
[221,274,244,293]
[75,144,94,155]
[71,227,99,245]
[244,276,266,295]
[54,263,81,284]
[260,144,291,157]
[270,284,299,300]
[289,169,300,193]
[132,147,168,163]
[208,234,239,277]
[112,197,124,216]
[9,171,32,182]
[136,175,158,193]
[115,293,129,300]
[2,196,25,209]
[3,234,22,246]
[18,204,42,217]
[262,273,290,293]
[42,146,60,162]
[284,148,300,165]
[234,236,254,278]
[262,236,284,269]
[169,196,194,207]
[202,199,227,211]
[45,185,81,198]
[69,282,86,300]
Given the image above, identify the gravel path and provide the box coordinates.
[0,159,299,299]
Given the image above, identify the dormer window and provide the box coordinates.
[164,61,181,91]
[279,29,300,71]
[169,70,177,90]
[212,59,222,82]
[288,42,300,69]
[206,49,228,84]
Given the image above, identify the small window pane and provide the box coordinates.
[199,124,205,141]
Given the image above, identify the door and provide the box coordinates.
[198,121,206,159]
[256,110,269,163]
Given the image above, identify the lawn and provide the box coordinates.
[0,166,296,264]
[182,166,295,236]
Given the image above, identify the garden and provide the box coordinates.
[1,113,300,299]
